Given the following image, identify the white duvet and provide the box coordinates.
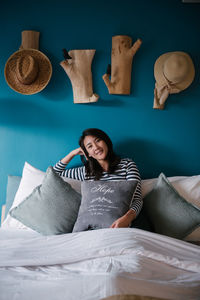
[0,227,200,300]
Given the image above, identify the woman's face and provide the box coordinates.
[83,135,108,161]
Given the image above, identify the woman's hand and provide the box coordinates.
[61,147,87,164]
[71,147,85,157]
[110,215,131,228]
[110,209,136,228]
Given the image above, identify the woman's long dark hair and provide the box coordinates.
[79,128,120,180]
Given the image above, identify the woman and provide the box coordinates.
[53,128,142,228]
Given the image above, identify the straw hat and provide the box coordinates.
[153,51,195,109]
[4,48,52,95]
[154,51,195,91]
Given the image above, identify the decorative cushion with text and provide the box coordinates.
[73,180,137,232]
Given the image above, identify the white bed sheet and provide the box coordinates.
[0,227,200,300]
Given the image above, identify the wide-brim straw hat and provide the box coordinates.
[4,48,52,95]
[154,51,195,92]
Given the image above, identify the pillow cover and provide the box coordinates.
[143,173,200,240]
[2,162,46,229]
[172,175,200,242]
[73,180,137,232]
[172,175,200,209]
[9,167,81,235]
[2,162,81,229]
[5,175,21,218]
[142,174,200,241]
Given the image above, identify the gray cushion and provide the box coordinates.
[143,173,200,240]
[73,180,137,232]
[10,167,81,235]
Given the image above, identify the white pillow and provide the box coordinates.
[2,162,81,230]
[141,175,187,198]
[172,176,200,242]
[142,175,200,208]
[172,175,200,209]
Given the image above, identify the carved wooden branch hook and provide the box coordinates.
[60,49,99,103]
[102,35,142,95]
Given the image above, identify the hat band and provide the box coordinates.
[162,71,181,93]
[154,72,182,107]
[16,55,38,85]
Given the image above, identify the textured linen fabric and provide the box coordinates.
[143,173,200,240]
[141,173,200,241]
[9,167,81,235]
[0,228,200,300]
[73,180,137,232]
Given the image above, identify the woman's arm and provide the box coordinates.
[60,147,85,164]
[110,159,143,228]
[53,147,86,180]
[130,181,143,216]
[126,160,143,217]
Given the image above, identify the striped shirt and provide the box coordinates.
[53,158,142,216]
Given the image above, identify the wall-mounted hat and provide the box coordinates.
[4,30,52,95]
[153,51,195,109]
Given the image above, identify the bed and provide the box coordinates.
[0,162,200,300]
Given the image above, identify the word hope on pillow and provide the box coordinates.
[10,167,81,235]
[73,180,137,232]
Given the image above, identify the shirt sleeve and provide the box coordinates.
[126,160,143,217]
[53,160,85,181]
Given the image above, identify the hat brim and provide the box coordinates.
[154,51,195,91]
[4,49,52,95]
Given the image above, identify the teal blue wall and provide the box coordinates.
[1,0,200,211]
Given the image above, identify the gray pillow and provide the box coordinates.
[143,173,200,240]
[10,167,81,235]
[73,180,137,232]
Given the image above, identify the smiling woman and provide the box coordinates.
[53,128,142,230]
[79,128,117,178]
[84,136,109,166]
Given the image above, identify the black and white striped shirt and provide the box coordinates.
[53,158,142,216]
